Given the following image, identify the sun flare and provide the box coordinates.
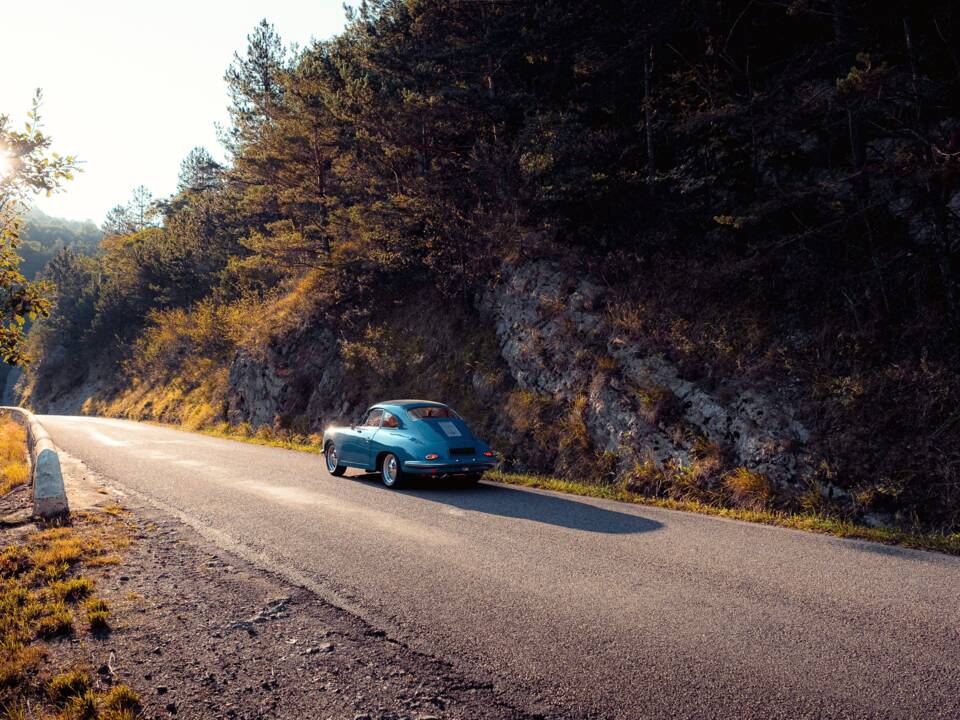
[0,152,11,179]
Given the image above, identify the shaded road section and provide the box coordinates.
[41,415,960,719]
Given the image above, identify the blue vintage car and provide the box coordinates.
[322,400,497,487]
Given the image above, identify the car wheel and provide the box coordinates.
[381,453,403,488]
[326,443,346,476]
[462,472,483,485]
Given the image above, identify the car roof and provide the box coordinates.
[373,399,447,411]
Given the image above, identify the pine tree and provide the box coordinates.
[223,19,288,157]
[177,147,222,193]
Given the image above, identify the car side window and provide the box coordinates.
[362,409,383,428]
[382,411,400,429]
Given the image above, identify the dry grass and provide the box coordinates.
[722,467,774,511]
[0,511,134,714]
[0,418,29,497]
[48,670,90,705]
[488,470,960,555]
[635,384,684,426]
[40,674,139,720]
[624,446,724,503]
[200,422,322,454]
[82,598,109,630]
[100,684,140,714]
[35,602,72,638]
[48,577,94,602]
[503,391,617,479]
[0,645,44,692]
[79,293,269,432]
[60,690,98,719]
[83,554,121,568]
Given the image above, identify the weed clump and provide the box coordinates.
[62,689,98,719]
[723,467,773,511]
[636,384,684,427]
[82,598,109,630]
[48,670,90,705]
[0,646,44,690]
[101,684,140,714]
[49,577,94,602]
[35,602,72,638]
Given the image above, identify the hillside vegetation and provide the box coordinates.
[0,211,102,395]
[19,209,102,281]
[19,0,960,534]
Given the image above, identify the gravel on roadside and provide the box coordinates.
[51,500,542,720]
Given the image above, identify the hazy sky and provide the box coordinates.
[1,1,347,224]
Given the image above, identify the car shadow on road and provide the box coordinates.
[350,473,663,534]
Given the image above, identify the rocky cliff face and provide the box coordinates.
[482,261,815,489]
[221,259,816,491]
[226,323,349,431]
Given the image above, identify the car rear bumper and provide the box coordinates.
[403,460,495,476]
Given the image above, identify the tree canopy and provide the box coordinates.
[0,91,77,363]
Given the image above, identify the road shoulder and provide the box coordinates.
[5,450,539,719]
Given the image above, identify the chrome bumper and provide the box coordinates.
[404,460,495,474]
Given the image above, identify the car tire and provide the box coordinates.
[326,443,347,476]
[381,453,403,488]
[462,472,483,485]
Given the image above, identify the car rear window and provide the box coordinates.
[408,406,459,420]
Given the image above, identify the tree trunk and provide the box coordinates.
[847,108,866,174]
[902,15,920,118]
[831,0,851,46]
[933,188,960,327]
[644,45,655,194]
[312,130,329,255]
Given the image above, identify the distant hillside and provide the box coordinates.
[19,209,102,280]
[0,209,102,400]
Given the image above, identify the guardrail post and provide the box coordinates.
[0,406,69,518]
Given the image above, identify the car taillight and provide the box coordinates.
[425,453,440,460]
[483,451,494,457]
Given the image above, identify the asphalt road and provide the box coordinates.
[40,415,960,719]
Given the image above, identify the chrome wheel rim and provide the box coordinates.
[383,455,398,486]
[326,446,338,472]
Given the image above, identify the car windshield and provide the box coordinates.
[408,406,459,420]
